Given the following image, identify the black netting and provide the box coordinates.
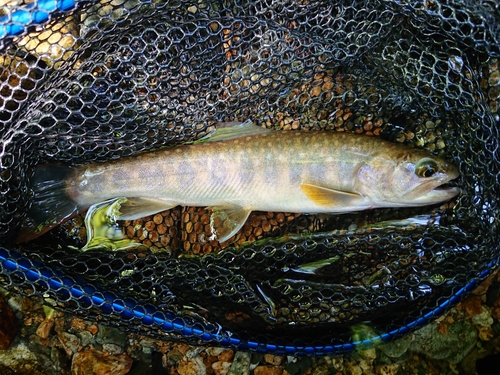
[1,0,499,354]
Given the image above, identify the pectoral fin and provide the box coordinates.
[301,183,364,208]
[118,197,176,220]
[208,204,252,243]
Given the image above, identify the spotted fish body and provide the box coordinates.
[21,122,460,243]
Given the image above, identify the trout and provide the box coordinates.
[19,121,460,243]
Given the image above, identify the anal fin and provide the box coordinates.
[118,197,176,220]
[208,204,252,243]
[301,183,364,208]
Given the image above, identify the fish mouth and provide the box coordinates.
[404,173,461,205]
[418,184,461,204]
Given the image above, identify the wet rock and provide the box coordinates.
[212,360,232,375]
[227,351,251,375]
[458,295,483,317]
[0,341,55,375]
[375,364,400,375]
[343,361,362,375]
[35,308,58,340]
[177,356,206,375]
[311,363,329,375]
[283,357,312,375]
[102,343,123,355]
[409,319,477,363]
[71,348,132,375]
[378,334,412,358]
[253,365,284,375]
[78,331,94,347]
[218,349,234,362]
[58,332,81,357]
[263,354,283,366]
[473,306,494,327]
[0,295,17,350]
[95,325,127,346]
[206,347,225,356]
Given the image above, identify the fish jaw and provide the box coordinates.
[401,170,460,205]
[405,185,461,206]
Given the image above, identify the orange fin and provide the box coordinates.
[300,183,363,208]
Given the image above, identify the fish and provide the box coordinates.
[18,121,460,243]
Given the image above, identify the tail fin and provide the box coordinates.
[17,165,77,243]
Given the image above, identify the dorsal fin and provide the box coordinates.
[195,120,271,144]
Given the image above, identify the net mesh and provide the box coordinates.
[0,0,499,353]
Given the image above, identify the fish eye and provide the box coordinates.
[416,158,439,178]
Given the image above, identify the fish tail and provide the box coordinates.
[17,165,77,243]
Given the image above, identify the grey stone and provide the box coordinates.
[409,320,478,363]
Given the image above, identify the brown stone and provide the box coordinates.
[217,349,234,362]
[177,357,206,375]
[263,354,283,366]
[35,316,55,339]
[212,361,231,375]
[438,322,448,335]
[70,318,87,333]
[253,365,284,375]
[71,348,133,375]
[87,325,99,335]
[472,273,496,295]
[0,296,17,350]
[457,294,482,317]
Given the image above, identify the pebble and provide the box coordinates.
[378,334,412,358]
[253,365,284,375]
[35,315,55,339]
[375,363,400,375]
[409,319,477,363]
[344,362,363,375]
[227,351,251,375]
[264,354,283,366]
[0,296,18,350]
[58,332,80,357]
[103,343,124,355]
[489,70,500,86]
[218,349,234,362]
[95,325,127,346]
[212,360,232,375]
[311,364,329,375]
[0,342,42,375]
[472,306,494,327]
[177,357,206,375]
[78,331,93,347]
[71,348,133,375]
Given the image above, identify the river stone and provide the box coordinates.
[0,295,17,350]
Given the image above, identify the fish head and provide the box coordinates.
[357,150,460,207]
